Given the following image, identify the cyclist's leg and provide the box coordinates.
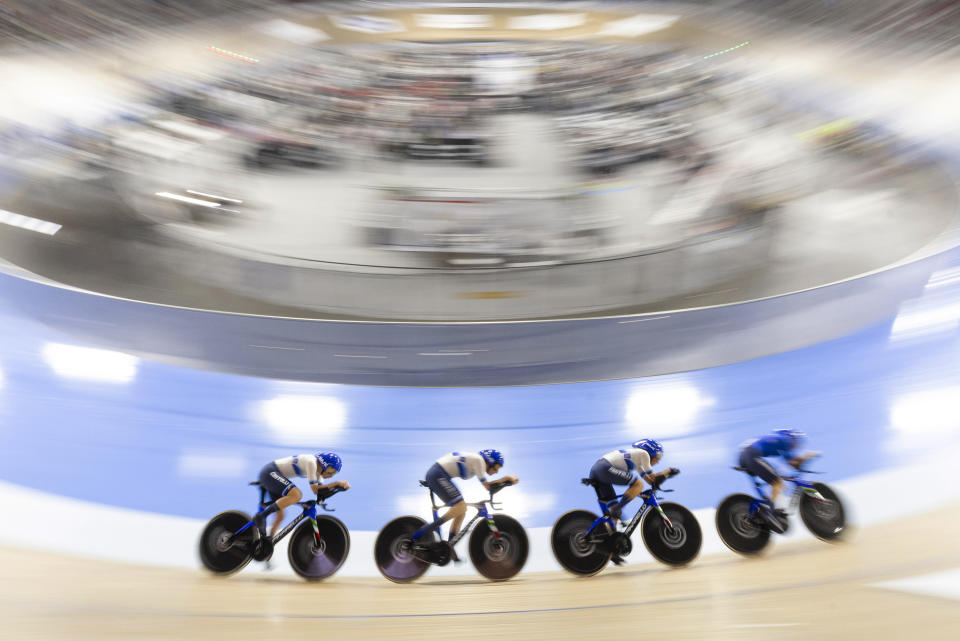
[413,464,464,540]
[268,486,302,537]
[590,459,643,519]
[590,459,631,520]
[255,463,301,536]
[740,448,783,519]
[740,448,779,501]
[589,460,629,564]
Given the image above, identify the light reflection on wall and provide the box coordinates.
[255,394,347,446]
[624,381,714,438]
[41,343,139,384]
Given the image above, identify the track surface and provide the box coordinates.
[4,505,958,640]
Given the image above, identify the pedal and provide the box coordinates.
[448,542,462,564]
[253,538,274,562]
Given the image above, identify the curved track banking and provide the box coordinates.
[3,505,958,640]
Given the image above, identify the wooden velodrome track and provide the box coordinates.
[3,505,958,640]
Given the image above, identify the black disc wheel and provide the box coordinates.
[715,494,771,556]
[799,483,846,541]
[198,510,258,575]
[641,502,703,567]
[551,510,611,576]
[288,516,351,581]
[468,514,528,581]
[374,516,435,583]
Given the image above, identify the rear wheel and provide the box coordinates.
[374,516,434,583]
[641,502,702,566]
[799,483,846,541]
[469,514,528,581]
[551,510,611,576]
[715,494,771,556]
[198,510,258,575]
[288,516,350,581]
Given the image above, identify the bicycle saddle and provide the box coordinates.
[418,480,429,487]
[581,478,598,487]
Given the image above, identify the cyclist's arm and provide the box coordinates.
[788,451,820,469]
[313,479,350,491]
[482,475,518,491]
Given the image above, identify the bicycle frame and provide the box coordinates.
[424,485,506,546]
[584,487,674,540]
[231,486,341,546]
[743,469,826,515]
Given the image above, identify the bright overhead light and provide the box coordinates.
[330,14,404,33]
[155,192,222,208]
[890,387,960,437]
[259,19,329,44]
[625,382,712,437]
[186,190,242,203]
[508,13,586,30]
[256,395,347,445]
[415,14,493,29]
[599,14,678,37]
[0,208,61,235]
[42,343,139,383]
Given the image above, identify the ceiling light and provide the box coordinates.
[155,192,221,208]
[415,14,493,29]
[0,209,61,235]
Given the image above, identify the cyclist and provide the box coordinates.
[588,439,678,565]
[413,449,518,560]
[589,439,678,524]
[739,428,819,527]
[253,452,350,538]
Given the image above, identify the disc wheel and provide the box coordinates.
[551,510,611,576]
[468,514,529,581]
[374,516,435,583]
[288,516,351,581]
[715,494,771,556]
[799,482,846,541]
[198,510,258,575]
[641,502,703,567]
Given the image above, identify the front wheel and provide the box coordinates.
[374,516,435,583]
[198,510,258,575]
[715,494,771,556]
[799,482,846,541]
[641,502,702,566]
[287,516,351,581]
[551,510,611,576]
[469,514,528,581]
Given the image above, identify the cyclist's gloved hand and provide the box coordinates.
[668,467,681,477]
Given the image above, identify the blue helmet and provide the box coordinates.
[632,439,664,459]
[479,449,504,468]
[774,428,805,448]
[316,451,342,473]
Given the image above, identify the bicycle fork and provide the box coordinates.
[479,506,502,540]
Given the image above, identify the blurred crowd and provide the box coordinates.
[144,42,717,176]
[0,1,930,268]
